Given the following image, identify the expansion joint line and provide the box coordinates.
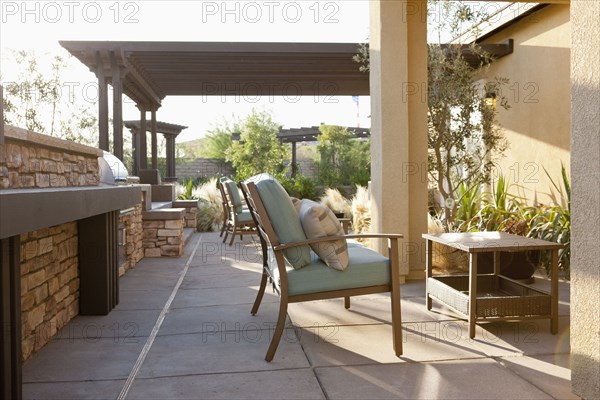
[117,235,203,400]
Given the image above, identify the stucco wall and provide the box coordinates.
[482,5,571,205]
[570,1,600,399]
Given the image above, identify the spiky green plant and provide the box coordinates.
[177,178,197,200]
[527,163,571,278]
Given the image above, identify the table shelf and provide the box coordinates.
[428,275,552,319]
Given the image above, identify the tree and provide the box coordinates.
[355,1,510,231]
[202,117,239,160]
[2,50,97,145]
[427,1,510,230]
[225,110,287,180]
[315,125,370,188]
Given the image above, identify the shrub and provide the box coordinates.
[320,188,351,218]
[194,177,224,232]
[280,174,318,200]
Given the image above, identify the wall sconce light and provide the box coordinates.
[484,92,497,109]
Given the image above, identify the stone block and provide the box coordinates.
[38,237,53,255]
[167,237,181,245]
[20,175,35,187]
[165,219,183,229]
[23,240,38,261]
[8,171,20,187]
[33,283,49,304]
[48,277,60,295]
[22,335,35,361]
[35,173,50,187]
[142,240,157,248]
[21,291,36,312]
[68,278,79,294]
[143,228,158,239]
[24,303,45,332]
[28,270,46,289]
[143,220,164,229]
[161,245,183,257]
[157,229,180,237]
[145,248,162,258]
[21,276,28,294]
[55,286,69,303]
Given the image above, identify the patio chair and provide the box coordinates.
[220,177,256,246]
[240,174,403,361]
[218,177,230,238]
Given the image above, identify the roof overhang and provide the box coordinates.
[60,41,370,109]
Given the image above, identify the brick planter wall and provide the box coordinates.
[20,222,79,361]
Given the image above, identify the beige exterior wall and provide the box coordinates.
[482,5,571,205]
[570,1,600,399]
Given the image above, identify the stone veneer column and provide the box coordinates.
[570,1,600,399]
[369,0,428,280]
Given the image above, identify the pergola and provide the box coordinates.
[59,40,511,181]
[277,126,370,175]
[123,120,187,180]
[59,41,370,181]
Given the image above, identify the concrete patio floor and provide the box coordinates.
[23,232,577,399]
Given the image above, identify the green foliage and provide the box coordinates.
[280,174,318,200]
[430,166,571,278]
[526,163,571,277]
[315,125,370,187]
[2,50,97,145]
[225,110,287,180]
[202,117,240,160]
[177,179,197,200]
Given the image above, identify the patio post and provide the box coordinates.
[139,108,148,169]
[369,0,428,280]
[163,132,178,182]
[110,52,123,161]
[150,109,158,170]
[95,51,109,152]
[130,125,139,176]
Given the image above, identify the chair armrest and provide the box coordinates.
[273,233,403,251]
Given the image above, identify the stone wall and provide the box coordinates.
[142,208,185,257]
[118,203,144,276]
[0,126,101,189]
[20,222,79,361]
[176,158,234,179]
[172,200,199,229]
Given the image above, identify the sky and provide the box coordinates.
[1,0,373,143]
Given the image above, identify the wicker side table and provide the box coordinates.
[422,232,563,338]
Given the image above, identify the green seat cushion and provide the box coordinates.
[233,210,254,223]
[253,174,311,269]
[286,245,390,296]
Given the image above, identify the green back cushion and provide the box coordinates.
[287,245,390,296]
[254,175,312,269]
[223,178,243,213]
